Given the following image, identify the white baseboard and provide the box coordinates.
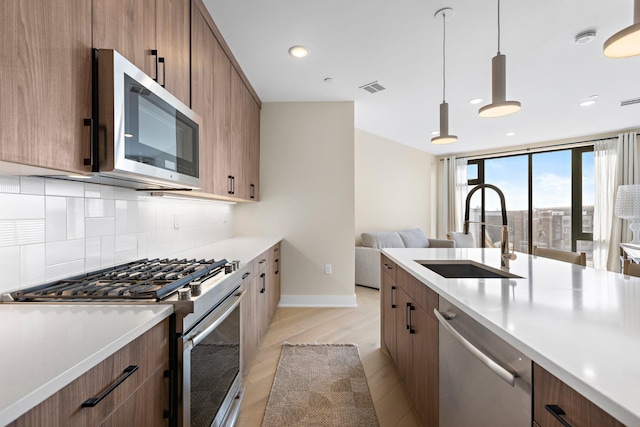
[278,294,357,308]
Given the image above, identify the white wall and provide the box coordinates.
[0,175,234,295]
[355,130,438,244]
[234,102,356,307]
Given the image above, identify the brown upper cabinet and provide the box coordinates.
[2,0,260,200]
[191,0,261,201]
[0,0,92,174]
[93,0,191,106]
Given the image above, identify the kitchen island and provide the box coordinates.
[383,247,640,426]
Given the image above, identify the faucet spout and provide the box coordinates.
[463,184,515,269]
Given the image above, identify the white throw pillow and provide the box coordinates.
[448,231,475,248]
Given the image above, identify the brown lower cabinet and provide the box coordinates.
[382,259,438,426]
[533,363,624,427]
[9,319,170,427]
[241,243,282,374]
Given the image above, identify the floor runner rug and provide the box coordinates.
[261,343,379,427]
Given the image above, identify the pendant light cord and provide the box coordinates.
[497,0,501,54]
[442,12,446,102]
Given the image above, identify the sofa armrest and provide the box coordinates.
[355,246,381,289]
[428,238,455,248]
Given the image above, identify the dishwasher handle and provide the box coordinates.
[434,309,516,386]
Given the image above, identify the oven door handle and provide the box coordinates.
[189,289,244,347]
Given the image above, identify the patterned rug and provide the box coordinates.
[261,343,379,427]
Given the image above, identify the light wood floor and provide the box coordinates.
[236,286,420,427]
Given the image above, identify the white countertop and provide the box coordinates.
[0,304,172,425]
[382,247,640,427]
[0,236,281,425]
[171,236,282,266]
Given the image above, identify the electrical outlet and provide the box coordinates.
[324,264,332,274]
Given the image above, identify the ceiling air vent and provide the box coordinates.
[359,81,386,94]
[620,97,640,107]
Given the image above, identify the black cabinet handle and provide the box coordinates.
[408,304,415,334]
[83,118,94,167]
[275,259,279,274]
[158,57,166,87]
[250,184,255,199]
[260,272,266,293]
[405,302,411,330]
[258,258,266,265]
[81,365,138,408]
[228,176,234,195]
[383,263,393,270]
[391,286,396,308]
[545,404,573,427]
[151,49,159,82]
[242,272,250,280]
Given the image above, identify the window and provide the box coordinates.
[466,147,594,263]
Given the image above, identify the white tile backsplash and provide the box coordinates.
[0,175,235,293]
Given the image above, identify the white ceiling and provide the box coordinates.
[203,0,640,156]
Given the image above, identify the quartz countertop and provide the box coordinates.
[0,304,172,425]
[382,247,640,427]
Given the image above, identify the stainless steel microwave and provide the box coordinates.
[96,49,201,189]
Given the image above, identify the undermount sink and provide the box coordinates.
[418,260,522,279]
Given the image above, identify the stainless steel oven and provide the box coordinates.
[177,286,244,427]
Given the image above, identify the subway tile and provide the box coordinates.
[114,187,137,201]
[85,237,101,272]
[115,233,137,252]
[19,176,45,195]
[85,198,115,218]
[45,196,67,242]
[67,198,85,240]
[84,183,102,199]
[45,178,84,197]
[100,235,115,267]
[45,260,85,282]
[20,243,45,288]
[0,194,45,220]
[45,239,85,266]
[99,183,115,199]
[0,175,20,193]
[0,246,20,293]
[86,217,115,237]
[116,200,138,235]
[16,220,45,245]
[0,221,17,247]
[137,232,149,259]
[114,248,137,264]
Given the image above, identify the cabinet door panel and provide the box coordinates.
[156,0,191,105]
[211,37,233,196]
[93,0,155,77]
[190,5,215,193]
[1,0,91,173]
[381,273,397,362]
[229,68,246,199]
[411,307,438,427]
[395,289,412,387]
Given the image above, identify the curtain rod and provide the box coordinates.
[438,133,629,162]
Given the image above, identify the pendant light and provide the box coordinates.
[431,7,457,145]
[478,0,521,118]
[604,0,640,57]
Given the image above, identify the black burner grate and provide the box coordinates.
[11,258,228,302]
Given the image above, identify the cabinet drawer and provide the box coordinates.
[253,250,269,274]
[533,363,624,427]
[381,255,397,283]
[10,319,169,426]
[397,267,438,318]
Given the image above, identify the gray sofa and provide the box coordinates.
[355,228,454,289]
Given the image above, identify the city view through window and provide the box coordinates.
[466,149,594,264]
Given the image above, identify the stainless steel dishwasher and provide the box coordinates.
[436,297,531,426]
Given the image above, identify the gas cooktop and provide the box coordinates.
[8,258,228,302]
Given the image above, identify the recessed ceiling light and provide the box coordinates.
[580,95,599,107]
[575,30,597,45]
[469,98,483,105]
[288,45,309,58]
[506,131,516,137]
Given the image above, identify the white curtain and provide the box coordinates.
[594,131,639,271]
[443,156,468,234]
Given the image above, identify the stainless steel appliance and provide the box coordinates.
[95,49,201,190]
[4,257,246,427]
[436,296,531,426]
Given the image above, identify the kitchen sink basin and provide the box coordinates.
[418,260,522,279]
